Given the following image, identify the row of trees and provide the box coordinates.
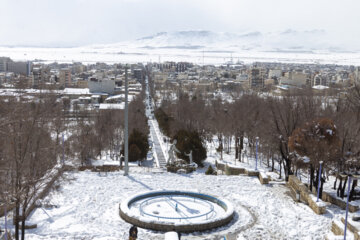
[154,85,360,200]
[0,93,64,240]
[0,85,150,239]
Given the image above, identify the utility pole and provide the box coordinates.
[62,133,65,165]
[255,137,259,171]
[124,65,129,176]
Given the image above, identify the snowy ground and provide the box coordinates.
[0,120,349,240]
[1,45,360,66]
[0,79,351,239]
[4,168,339,240]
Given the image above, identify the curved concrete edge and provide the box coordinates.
[119,190,235,233]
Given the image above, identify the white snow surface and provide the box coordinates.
[1,30,360,65]
[13,168,335,240]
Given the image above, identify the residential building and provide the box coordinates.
[268,69,282,79]
[32,67,42,87]
[280,71,307,87]
[77,79,88,88]
[7,61,31,76]
[248,68,264,89]
[0,57,11,72]
[133,68,143,82]
[356,67,360,84]
[153,72,168,84]
[59,68,72,87]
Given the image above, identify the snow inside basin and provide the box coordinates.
[119,190,235,232]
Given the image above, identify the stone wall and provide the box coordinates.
[78,165,122,172]
[166,165,196,174]
[322,191,359,213]
[216,162,226,171]
[216,162,265,183]
[341,217,360,240]
[331,220,344,236]
[259,172,269,184]
[287,175,326,214]
[119,204,234,233]
[246,169,259,177]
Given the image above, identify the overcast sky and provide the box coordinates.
[0,0,359,48]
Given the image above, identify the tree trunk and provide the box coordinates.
[350,179,358,202]
[283,161,289,181]
[340,177,348,199]
[320,175,325,200]
[235,137,239,160]
[279,159,282,179]
[15,201,20,240]
[284,159,292,182]
[310,164,314,192]
[21,206,26,240]
[333,175,338,190]
[228,136,231,154]
[218,135,223,160]
[240,135,244,152]
[337,178,343,198]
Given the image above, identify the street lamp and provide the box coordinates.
[316,161,323,202]
[255,137,259,171]
[124,65,129,176]
[344,175,359,240]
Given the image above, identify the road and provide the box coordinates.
[145,75,167,168]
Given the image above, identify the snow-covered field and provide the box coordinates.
[3,167,335,240]
[1,42,360,66]
[0,78,351,240]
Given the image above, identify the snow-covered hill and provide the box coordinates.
[92,30,354,53]
[1,30,360,65]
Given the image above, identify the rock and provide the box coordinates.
[352,214,360,221]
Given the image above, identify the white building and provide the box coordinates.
[268,69,282,78]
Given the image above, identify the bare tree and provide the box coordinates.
[289,118,341,197]
[1,92,61,240]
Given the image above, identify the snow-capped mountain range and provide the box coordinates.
[93,29,356,53]
[1,30,360,65]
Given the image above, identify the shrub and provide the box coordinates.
[124,129,149,162]
[172,129,207,167]
[205,165,217,175]
[216,144,223,153]
[129,144,141,162]
[154,108,172,136]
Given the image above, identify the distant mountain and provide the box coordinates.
[91,29,354,53]
[1,29,359,65]
[134,30,263,49]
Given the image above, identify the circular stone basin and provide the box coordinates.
[119,190,234,232]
